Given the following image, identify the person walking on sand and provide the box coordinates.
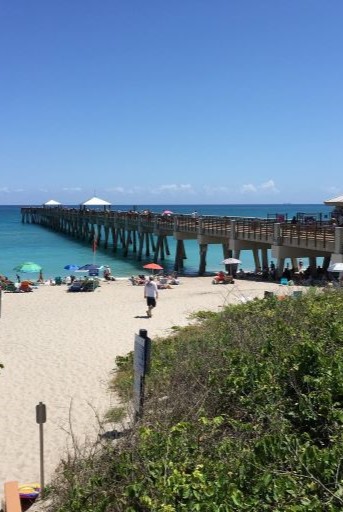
[144,276,158,318]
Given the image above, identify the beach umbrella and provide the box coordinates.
[162,210,173,216]
[143,262,163,274]
[143,263,163,270]
[64,264,80,271]
[13,262,42,273]
[76,264,103,279]
[78,264,103,271]
[222,258,242,265]
[328,262,343,272]
[222,257,242,276]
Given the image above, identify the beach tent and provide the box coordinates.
[81,196,111,210]
[43,199,61,206]
[324,195,343,207]
[81,196,111,206]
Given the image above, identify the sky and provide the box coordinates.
[0,1,342,205]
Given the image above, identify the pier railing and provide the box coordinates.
[234,219,275,242]
[280,224,335,250]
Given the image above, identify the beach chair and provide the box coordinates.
[224,275,234,284]
[280,277,288,286]
[68,281,83,292]
[3,480,21,512]
[81,279,100,292]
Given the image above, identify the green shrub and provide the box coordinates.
[48,291,343,511]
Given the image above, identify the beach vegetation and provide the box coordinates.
[47,290,343,511]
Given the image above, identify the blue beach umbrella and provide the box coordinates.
[64,264,80,271]
[77,263,103,278]
[78,264,102,271]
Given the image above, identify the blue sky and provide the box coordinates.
[1,1,342,205]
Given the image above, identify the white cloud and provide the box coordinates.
[125,186,145,195]
[62,187,82,192]
[241,184,257,193]
[151,184,195,195]
[0,187,25,194]
[106,186,125,193]
[260,180,279,193]
[241,180,279,194]
[203,185,230,194]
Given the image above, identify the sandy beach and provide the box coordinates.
[0,276,297,493]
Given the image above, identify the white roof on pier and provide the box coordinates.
[44,199,61,205]
[324,195,343,207]
[82,196,111,206]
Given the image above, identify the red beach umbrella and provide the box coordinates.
[143,263,163,270]
[143,263,163,274]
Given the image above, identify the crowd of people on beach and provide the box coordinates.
[2,255,342,295]
[129,272,180,288]
[226,261,343,288]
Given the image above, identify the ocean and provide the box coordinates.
[0,204,333,281]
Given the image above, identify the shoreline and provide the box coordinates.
[0,277,301,493]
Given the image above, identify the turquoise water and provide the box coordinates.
[0,204,333,280]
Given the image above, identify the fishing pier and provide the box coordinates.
[21,207,343,275]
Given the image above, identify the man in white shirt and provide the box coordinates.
[144,276,159,318]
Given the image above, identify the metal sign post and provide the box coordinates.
[36,402,47,497]
[133,329,151,421]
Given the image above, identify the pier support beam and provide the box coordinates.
[199,244,208,275]
[104,227,109,248]
[309,257,317,271]
[145,233,150,257]
[277,258,285,277]
[112,228,118,252]
[323,256,331,270]
[132,231,137,253]
[291,257,298,271]
[261,248,269,269]
[174,240,185,271]
[330,228,343,264]
[137,233,144,261]
[252,248,261,271]
[222,243,232,260]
